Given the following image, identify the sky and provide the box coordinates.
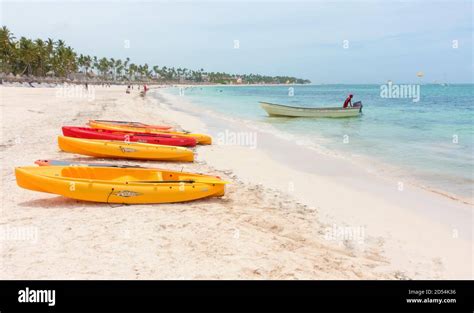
[0,0,472,83]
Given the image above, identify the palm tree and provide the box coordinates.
[115,59,123,81]
[123,57,130,81]
[128,63,137,81]
[161,66,168,81]
[17,37,36,75]
[84,55,92,77]
[92,56,98,76]
[98,57,110,79]
[62,46,77,77]
[142,63,150,80]
[77,54,86,73]
[109,57,116,80]
[0,26,311,84]
[152,65,161,80]
[33,38,47,76]
[43,38,55,76]
[0,26,16,73]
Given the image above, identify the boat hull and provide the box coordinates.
[88,120,212,145]
[91,119,173,130]
[15,166,225,204]
[260,102,362,118]
[58,136,194,162]
[35,159,143,168]
[62,126,197,147]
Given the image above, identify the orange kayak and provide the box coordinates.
[89,120,212,145]
[58,136,194,162]
[90,120,173,130]
[16,166,226,204]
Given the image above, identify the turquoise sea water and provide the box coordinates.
[168,84,473,200]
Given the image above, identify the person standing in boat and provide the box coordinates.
[343,94,353,109]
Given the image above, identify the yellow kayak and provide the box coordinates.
[88,120,212,145]
[15,166,226,204]
[58,136,194,162]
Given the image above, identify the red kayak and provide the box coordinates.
[61,126,197,147]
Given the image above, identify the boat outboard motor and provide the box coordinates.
[352,101,363,112]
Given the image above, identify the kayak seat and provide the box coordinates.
[60,167,163,182]
[61,167,98,180]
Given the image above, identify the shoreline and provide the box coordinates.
[153,88,474,279]
[1,85,472,279]
[159,87,473,206]
[1,79,311,88]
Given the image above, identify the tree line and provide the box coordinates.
[0,26,311,84]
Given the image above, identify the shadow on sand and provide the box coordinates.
[17,196,105,209]
[17,195,225,208]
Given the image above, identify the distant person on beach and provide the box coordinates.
[143,84,149,93]
[126,85,131,94]
[85,82,88,90]
[343,94,353,108]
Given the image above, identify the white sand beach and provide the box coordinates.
[0,85,472,279]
